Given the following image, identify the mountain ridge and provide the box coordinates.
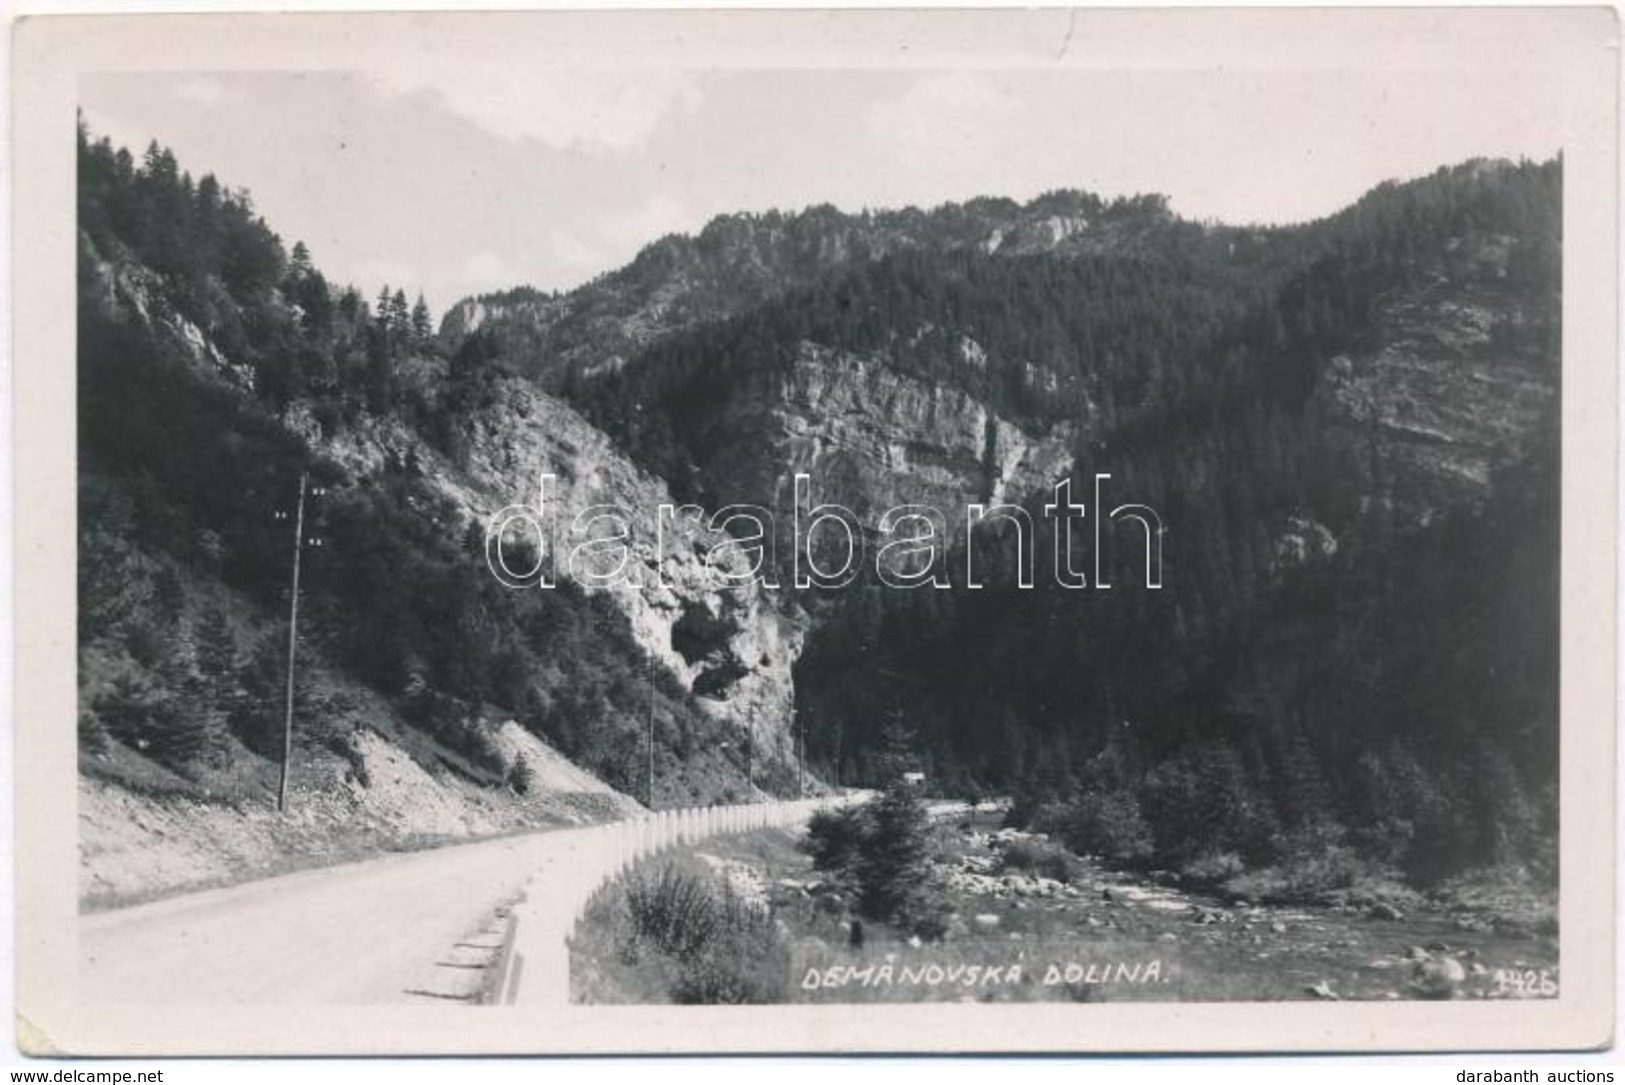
[76,117,1561,892]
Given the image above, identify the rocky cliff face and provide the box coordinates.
[79,231,255,388]
[319,380,803,748]
[1310,232,1559,524]
[82,229,803,758]
[691,341,1078,548]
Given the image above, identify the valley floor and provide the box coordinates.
[569,814,1559,1005]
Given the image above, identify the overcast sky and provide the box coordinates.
[80,65,1563,313]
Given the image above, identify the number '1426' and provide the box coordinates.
[1495,969,1558,996]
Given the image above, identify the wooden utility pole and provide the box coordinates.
[277,472,308,814]
[797,721,805,798]
[646,654,656,808]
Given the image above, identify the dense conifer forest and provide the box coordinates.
[77,111,1561,890]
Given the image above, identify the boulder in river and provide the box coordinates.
[1413,956,1467,999]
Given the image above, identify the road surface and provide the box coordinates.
[81,827,575,1004]
[80,799,840,1005]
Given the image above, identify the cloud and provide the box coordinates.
[171,76,230,108]
[350,256,422,293]
[532,195,693,291]
[619,194,691,244]
[460,250,511,286]
[369,62,703,151]
[867,73,1016,159]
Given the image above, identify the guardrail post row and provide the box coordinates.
[507,793,849,1006]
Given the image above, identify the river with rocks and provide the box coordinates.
[764,820,1559,1004]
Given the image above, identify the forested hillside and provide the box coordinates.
[77,107,1563,899]
[554,158,1562,890]
[75,120,789,827]
[441,190,1238,392]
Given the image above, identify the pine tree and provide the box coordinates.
[365,323,394,414]
[411,293,432,342]
[856,776,947,938]
[390,288,410,337]
[194,605,242,715]
[375,285,394,333]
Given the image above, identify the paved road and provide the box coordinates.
[80,799,843,1006]
[80,828,578,1004]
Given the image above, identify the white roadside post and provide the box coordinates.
[575,837,592,924]
[511,793,838,1007]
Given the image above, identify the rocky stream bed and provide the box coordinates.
[758,823,1560,1003]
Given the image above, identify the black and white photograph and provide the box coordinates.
[9,5,1619,1059]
